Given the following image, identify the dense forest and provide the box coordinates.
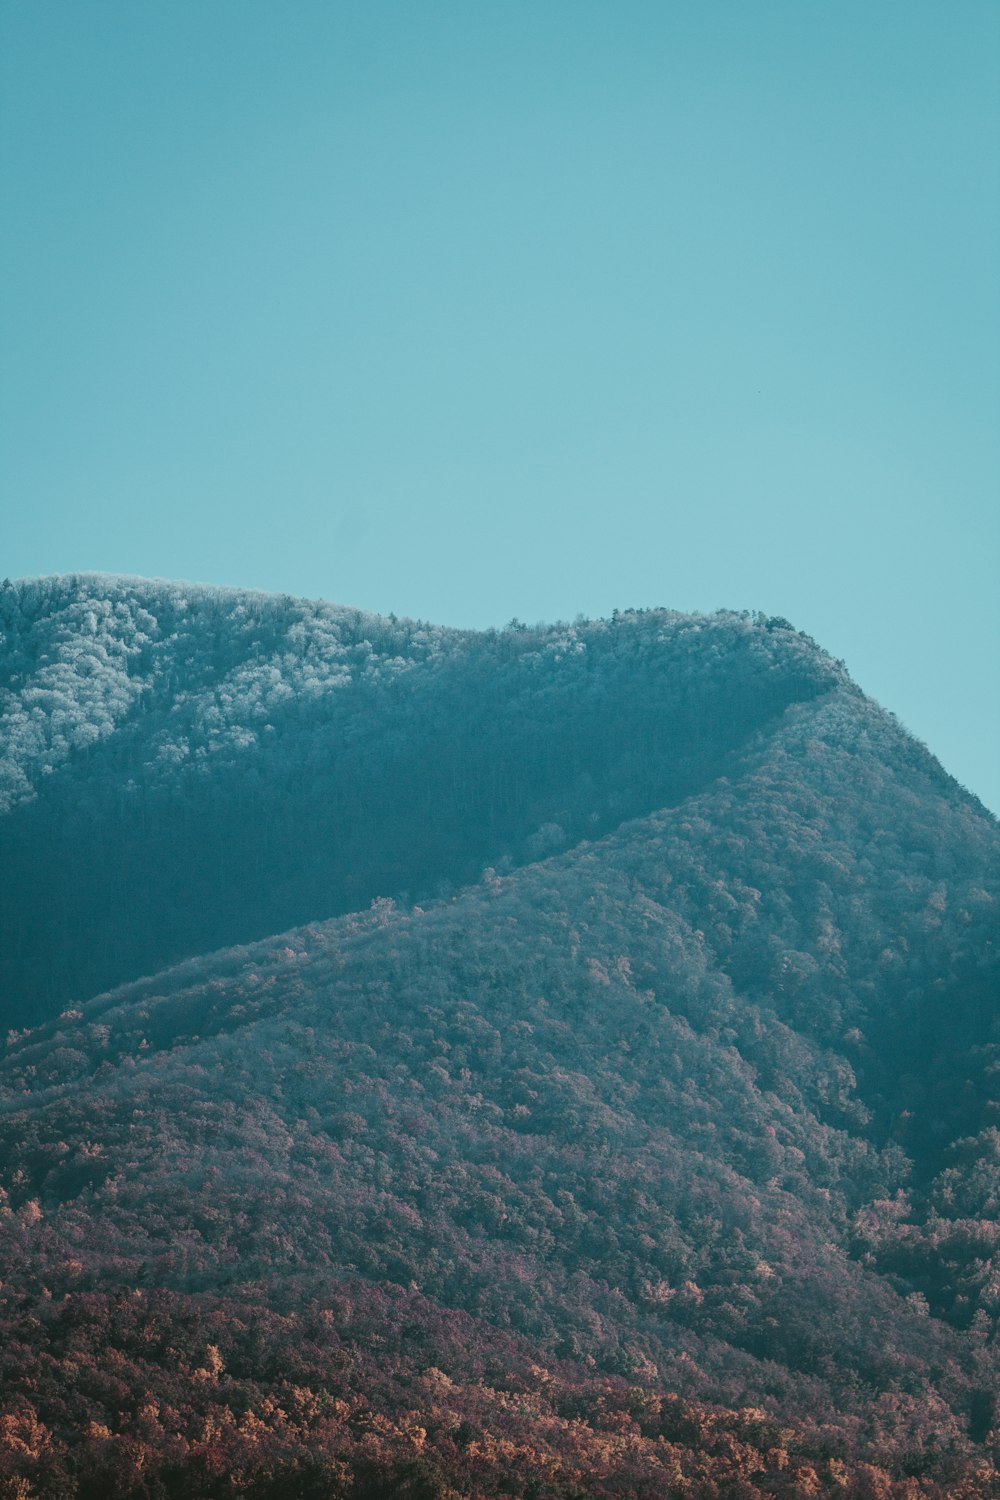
[0,575,997,1498]
[0,575,842,1028]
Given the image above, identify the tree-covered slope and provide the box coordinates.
[0,577,997,1496]
[0,574,843,1028]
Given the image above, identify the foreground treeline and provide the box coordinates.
[0,577,998,1496]
[2,1286,996,1499]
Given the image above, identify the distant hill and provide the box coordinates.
[0,574,845,1029]
[0,574,997,1498]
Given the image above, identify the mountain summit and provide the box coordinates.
[0,574,850,1029]
[0,575,997,1497]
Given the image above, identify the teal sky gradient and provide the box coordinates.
[2,2,998,810]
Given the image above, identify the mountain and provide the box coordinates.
[0,574,841,1031]
[0,574,998,1499]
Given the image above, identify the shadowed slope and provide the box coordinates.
[0,575,841,1027]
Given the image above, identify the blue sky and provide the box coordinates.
[2,1,998,812]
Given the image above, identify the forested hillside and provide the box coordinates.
[0,575,997,1498]
[0,575,841,1028]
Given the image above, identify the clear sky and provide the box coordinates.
[2,2,998,812]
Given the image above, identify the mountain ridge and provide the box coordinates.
[1,573,857,1030]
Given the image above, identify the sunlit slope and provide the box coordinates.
[0,574,844,1027]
